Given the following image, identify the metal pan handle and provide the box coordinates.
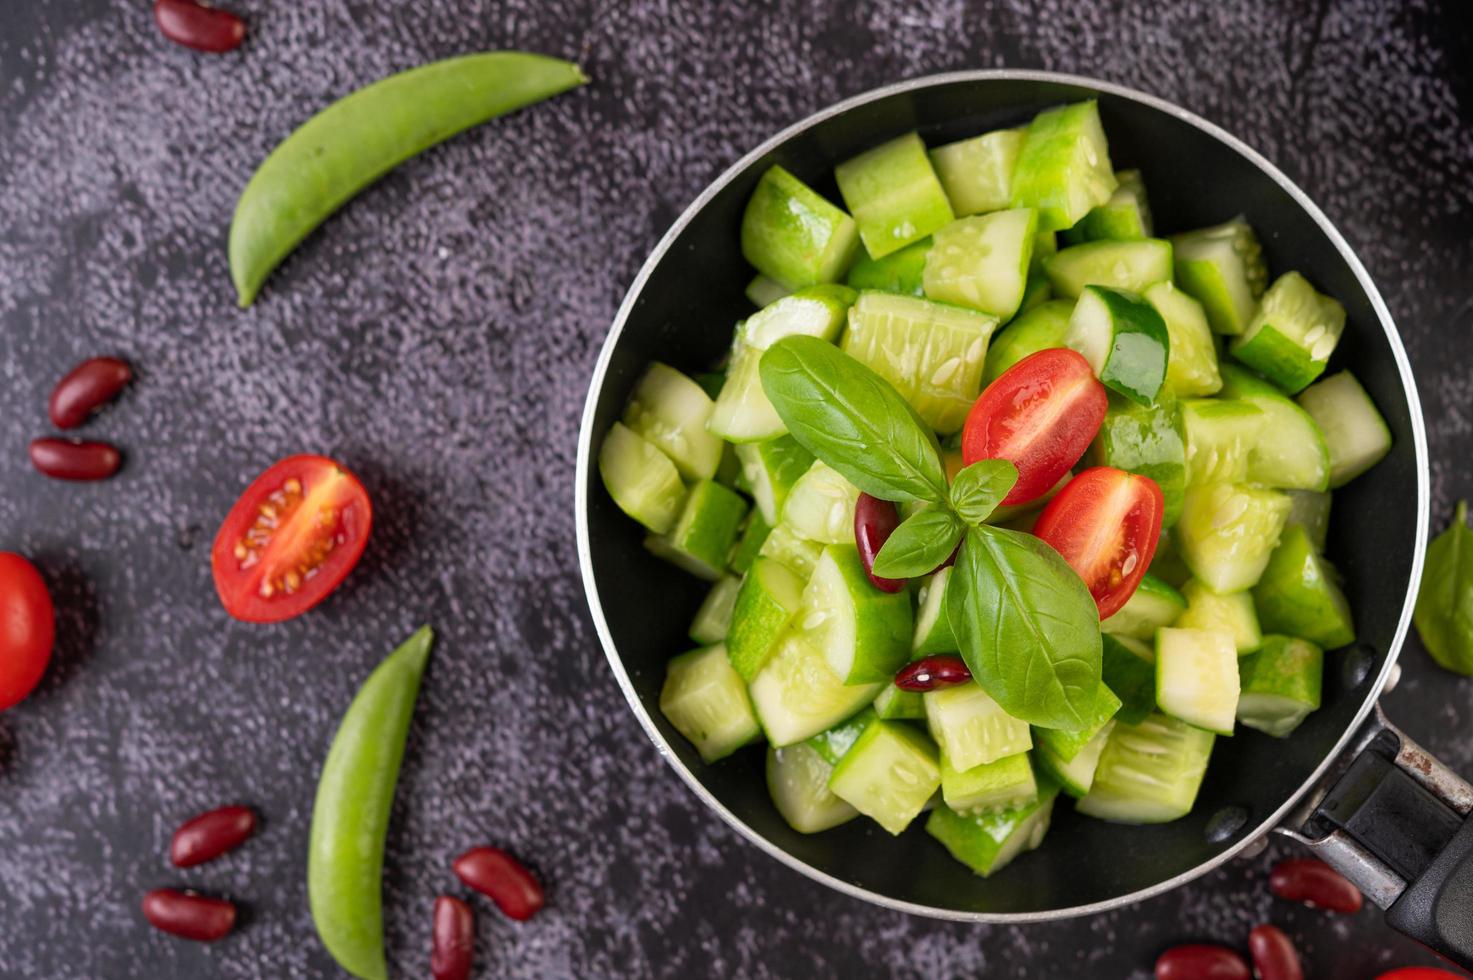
[1277,703,1473,969]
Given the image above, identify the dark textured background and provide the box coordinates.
[1,1,1470,977]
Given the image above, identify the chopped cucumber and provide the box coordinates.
[1145,281,1222,397]
[1036,720,1115,798]
[1101,573,1186,640]
[1175,579,1262,655]
[1017,273,1053,315]
[1252,524,1355,649]
[805,706,878,766]
[835,132,955,259]
[1155,627,1240,735]
[744,284,856,350]
[924,681,1033,772]
[1064,169,1152,242]
[1033,685,1121,763]
[1088,392,1186,525]
[728,511,772,575]
[741,165,859,289]
[1076,714,1215,823]
[646,480,750,581]
[735,435,816,526]
[842,291,998,434]
[623,362,724,482]
[1066,285,1170,406]
[799,545,913,684]
[940,750,1038,815]
[690,576,742,645]
[757,522,824,581]
[715,444,743,489]
[1284,490,1332,553]
[1030,227,1058,273]
[1175,483,1291,593]
[827,718,941,835]
[1044,238,1173,299]
[912,567,959,656]
[1170,217,1267,336]
[872,683,926,720]
[1103,633,1157,726]
[923,208,1039,319]
[845,237,931,296]
[1297,371,1393,488]
[981,299,1074,386]
[727,557,807,681]
[1148,528,1193,588]
[746,273,792,308]
[1218,364,1331,491]
[766,743,859,833]
[1010,100,1117,232]
[1180,398,1265,486]
[749,631,880,746]
[599,422,687,535]
[782,460,861,544]
[659,645,761,763]
[1236,635,1324,738]
[928,126,1026,216]
[926,778,1060,877]
[1230,272,1346,393]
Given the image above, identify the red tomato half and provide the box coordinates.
[1033,466,1164,620]
[211,455,372,623]
[961,348,1108,505]
[0,552,55,711]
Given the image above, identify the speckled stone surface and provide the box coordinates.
[1,1,1471,977]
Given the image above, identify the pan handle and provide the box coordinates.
[1276,703,1473,969]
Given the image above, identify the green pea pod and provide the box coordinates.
[309,626,433,980]
[230,52,588,306]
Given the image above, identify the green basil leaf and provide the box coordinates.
[1414,500,1473,675]
[872,507,966,578]
[759,336,949,504]
[945,525,1103,729]
[950,459,1019,526]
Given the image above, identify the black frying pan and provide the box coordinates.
[575,71,1473,965]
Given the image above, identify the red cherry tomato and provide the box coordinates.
[0,553,55,711]
[210,455,372,623]
[1033,466,1164,619]
[1375,970,1467,980]
[961,348,1107,505]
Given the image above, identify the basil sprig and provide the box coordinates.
[1414,500,1473,675]
[872,508,965,578]
[951,459,1019,525]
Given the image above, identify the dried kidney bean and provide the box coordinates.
[1248,925,1303,980]
[853,493,906,593]
[153,0,246,53]
[48,357,132,429]
[1155,944,1250,980]
[431,896,475,980]
[141,888,236,941]
[29,438,122,481]
[1268,857,1364,913]
[453,847,544,921]
[894,654,972,692]
[170,805,257,867]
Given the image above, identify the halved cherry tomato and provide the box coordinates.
[1033,466,1163,619]
[0,553,55,711]
[210,455,371,623]
[961,348,1107,505]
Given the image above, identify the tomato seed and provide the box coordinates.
[29,438,122,481]
[1248,924,1304,980]
[431,895,475,980]
[1155,943,1250,980]
[153,0,246,53]
[1268,857,1364,914]
[452,847,544,921]
[141,888,236,942]
[853,493,906,593]
[48,357,132,429]
[894,654,972,692]
[170,805,257,868]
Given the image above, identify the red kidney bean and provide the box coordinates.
[1155,944,1250,980]
[894,654,972,692]
[153,0,246,53]
[853,493,906,593]
[453,847,544,921]
[29,438,122,481]
[1248,925,1303,980]
[1268,857,1364,913]
[48,357,132,429]
[170,805,257,868]
[141,888,236,942]
[431,895,475,980]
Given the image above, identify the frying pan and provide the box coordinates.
[575,71,1473,966]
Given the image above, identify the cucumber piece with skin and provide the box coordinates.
[1102,633,1157,725]
[727,557,807,681]
[1064,169,1152,243]
[804,706,878,766]
[1066,285,1170,406]
[982,299,1074,386]
[845,237,931,296]
[1155,627,1240,735]
[1236,635,1324,738]
[1296,371,1393,488]
[728,511,771,575]
[835,132,955,259]
[757,522,824,581]
[1175,483,1292,593]
[1252,524,1355,649]
[940,750,1038,815]
[1017,273,1053,315]
[912,567,958,656]
[1036,720,1115,798]
[872,683,926,721]
[928,127,1026,216]
[1285,490,1332,553]
[1229,272,1346,393]
[741,165,860,290]
[926,778,1060,877]
[1044,238,1173,299]
[1171,218,1267,336]
[766,743,859,833]
[1010,100,1117,232]
[690,576,742,645]
[734,435,815,526]
[1076,714,1215,823]
[799,545,913,684]
[659,645,762,763]
[645,480,750,581]
[924,681,1033,772]
[1088,392,1187,525]
[923,208,1039,319]
[1032,685,1122,763]
[827,718,942,835]
[1175,579,1262,655]
[1101,573,1186,641]
[781,460,862,545]
[1180,398,1266,486]
[623,362,725,482]
[746,274,792,308]
[1145,281,1222,398]
[599,422,686,535]
[1218,364,1331,491]
[749,631,881,746]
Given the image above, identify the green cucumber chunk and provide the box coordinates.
[1155,627,1240,735]
[757,522,824,581]
[1036,720,1115,798]
[659,645,762,763]
[924,681,1033,772]
[912,567,959,656]
[744,284,857,350]
[923,208,1039,319]
[766,743,860,833]
[1088,392,1187,525]
[940,750,1038,815]
[926,778,1060,877]
[872,683,926,721]
[804,706,879,766]
[1175,579,1262,655]
[1064,169,1152,243]
[727,557,807,681]
[1180,398,1266,486]
[1218,364,1332,491]
[715,444,743,489]
[827,718,942,835]
[622,362,724,482]
[845,237,931,296]
[1229,272,1346,393]
[1252,524,1355,649]
[928,127,1026,216]
[749,631,880,746]
[728,511,772,575]
[735,435,816,526]
[690,576,742,646]
[1010,100,1117,232]
[1103,633,1157,725]
[1170,217,1267,336]
[799,545,913,684]
[835,132,955,259]
[1175,483,1292,593]
[1101,572,1186,641]
[781,460,862,545]
[1284,490,1332,553]
[1076,713,1215,823]
[746,273,792,308]
[1296,371,1393,488]
[1066,285,1170,406]
[1236,635,1324,738]
[1149,527,1192,588]
[1032,684,1122,763]
[982,299,1074,386]
[1044,238,1173,299]
[1145,281,1222,398]
[645,480,750,581]
[741,165,860,289]
[599,422,686,535]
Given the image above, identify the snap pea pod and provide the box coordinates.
[230,52,587,306]
[309,626,434,980]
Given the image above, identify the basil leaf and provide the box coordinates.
[872,507,966,578]
[759,336,949,504]
[945,525,1103,729]
[950,459,1019,526]
[1414,500,1473,675]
